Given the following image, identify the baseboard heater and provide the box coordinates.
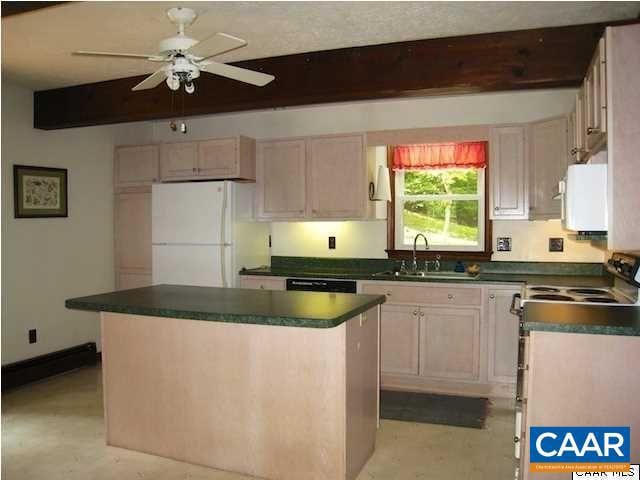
[1,342,98,392]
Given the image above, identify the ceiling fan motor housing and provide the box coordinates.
[159,35,198,54]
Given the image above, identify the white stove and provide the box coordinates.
[521,252,640,306]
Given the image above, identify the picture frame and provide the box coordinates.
[13,165,68,218]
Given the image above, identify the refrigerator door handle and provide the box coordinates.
[220,182,228,288]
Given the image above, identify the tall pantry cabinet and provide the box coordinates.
[113,145,157,290]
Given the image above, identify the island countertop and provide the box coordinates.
[65,284,386,328]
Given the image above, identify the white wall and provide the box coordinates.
[117,88,579,144]
[1,81,121,364]
[117,88,603,263]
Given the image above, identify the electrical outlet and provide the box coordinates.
[28,329,37,344]
[328,236,336,249]
[497,237,512,252]
[549,238,564,252]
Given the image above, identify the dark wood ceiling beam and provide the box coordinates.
[1,1,67,17]
[33,21,631,130]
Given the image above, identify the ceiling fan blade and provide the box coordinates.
[199,61,274,87]
[73,51,165,62]
[187,33,247,60]
[132,68,167,91]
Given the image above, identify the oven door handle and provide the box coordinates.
[510,293,522,316]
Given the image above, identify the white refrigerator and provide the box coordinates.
[152,181,269,288]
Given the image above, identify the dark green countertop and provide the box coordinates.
[524,302,640,336]
[240,267,612,288]
[65,285,385,329]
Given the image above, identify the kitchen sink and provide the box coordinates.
[371,270,478,281]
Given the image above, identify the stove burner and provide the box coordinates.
[530,294,575,301]
[584,297,619,303]
[529,287,561,292]
[566,288,610,295]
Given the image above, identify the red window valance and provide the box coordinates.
[392,142,487,171]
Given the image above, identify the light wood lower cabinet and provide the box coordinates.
[420,307,481,381]
[380,305,420,376]
[363,281,519,397]
[239,276,286,291]
[487,288,521,384]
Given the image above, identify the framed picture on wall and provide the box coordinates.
[13,165,68,218]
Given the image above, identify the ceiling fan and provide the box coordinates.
[73,7,275,94]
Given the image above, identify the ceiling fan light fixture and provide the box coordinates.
[184,82,195,94]
[166,75,180,91]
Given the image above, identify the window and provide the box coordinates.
[387,141,491,258]
[395,168,485,251]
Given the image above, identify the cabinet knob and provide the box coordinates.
[413,310,419,316]
[494,206,500,211]
[419,311,425,317]
[489,294,495,299]
[385,292,392,297]
[514,436,520,444]
[260,285,265,289]
[192,167,197,172]
[587,127,600,135]
[448,294,454,300]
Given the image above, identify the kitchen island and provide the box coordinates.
[66,285,385,480]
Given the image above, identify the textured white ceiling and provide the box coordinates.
[2,1,639,90]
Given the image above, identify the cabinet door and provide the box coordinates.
[256,139,307,219]
[420,307,480,381]
[567,110,577,164]
[160,142,198,180]
[529,117,567,220]
[489,126,528,219]
[307,134,366,219]
[575,88,588,162]
[115,145,159,187]
[380,304,420,376]
[585,37,607,152]
[487,289,520,384]
[114,191,152,273]
[198,138,238,178]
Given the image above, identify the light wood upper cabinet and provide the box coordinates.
[380,304,420,376]
[574,87,588,162]
[159,136,256,181]
[487,288,520,384]
[584,37,607,152]
[529,117,567,220]
[114,190,152,290]
[114,145,159,187]
[160,142,198,180]
[256,139,307,219]
[489,126,528,219]
[307,134,366,219]
[420,307,481,381]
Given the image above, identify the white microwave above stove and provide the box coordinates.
[559,163,608,233]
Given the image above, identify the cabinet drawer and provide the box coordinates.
[362,283,481,306]
[239,276,286,291]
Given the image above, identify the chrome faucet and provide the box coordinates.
[411,233,429,273]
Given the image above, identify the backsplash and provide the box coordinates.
[269,219,606,262]
[269,256,605,276]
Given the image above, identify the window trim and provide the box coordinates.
[386,146,494,261]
